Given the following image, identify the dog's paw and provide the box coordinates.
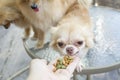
[76,62,84,72]
[34,40,44,49]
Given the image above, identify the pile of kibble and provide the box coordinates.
[53,56,73,72]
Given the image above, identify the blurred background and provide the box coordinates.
[95,0,120,9]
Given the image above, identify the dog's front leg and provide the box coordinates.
[23,27,31,40]
[76,61,84,72]
[35,28,44,49]
[31,26,39,40]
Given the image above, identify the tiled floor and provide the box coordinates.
[0,25,31,80]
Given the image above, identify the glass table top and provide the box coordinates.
[24,6,120,74]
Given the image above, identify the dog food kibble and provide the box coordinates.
[53,56,73,72]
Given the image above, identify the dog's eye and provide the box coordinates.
[57,42,64,48]
[75,41,83,46]
[77,41,83,45]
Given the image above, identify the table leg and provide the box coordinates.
[86,75,91,80]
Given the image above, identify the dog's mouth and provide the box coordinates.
[31,3,39,12]
[68,51,79,56]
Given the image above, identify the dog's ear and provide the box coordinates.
[49,40,56,49]
[81,25,94,48]
[49,27,59,50]
[86,37,94,48]
[50,27,59,35]
[85,33,94,48]
[50,39,60,52]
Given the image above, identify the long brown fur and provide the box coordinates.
[0,0,37,40]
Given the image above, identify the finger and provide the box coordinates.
[66,57,80,74]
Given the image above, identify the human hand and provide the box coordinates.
[27,57,80,80]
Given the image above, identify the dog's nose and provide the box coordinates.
[66,47,73,54]
[31,3,38,9]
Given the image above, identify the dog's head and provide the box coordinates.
[0,7,21,29]
[50,23,94,57]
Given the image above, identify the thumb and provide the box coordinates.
[66,57,80,74]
